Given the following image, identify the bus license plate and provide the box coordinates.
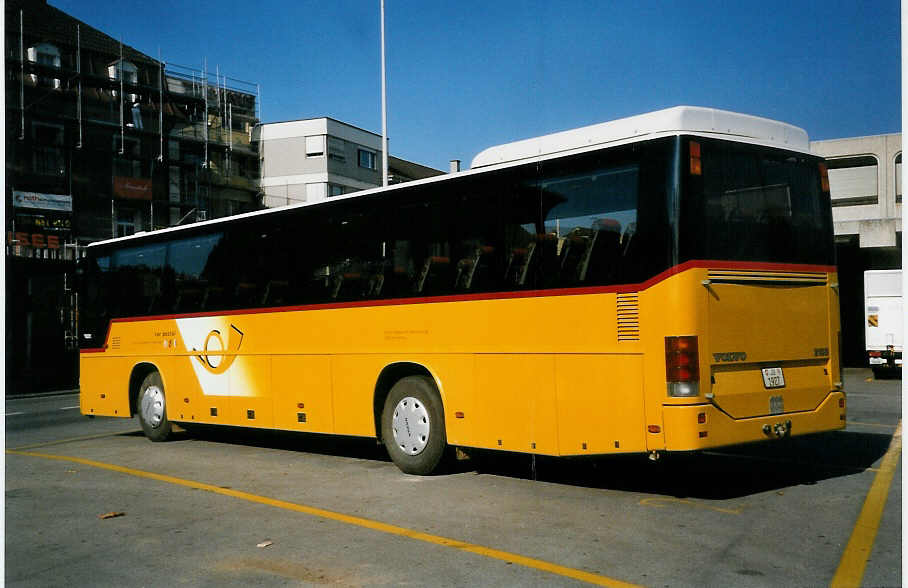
[762,367,785,389]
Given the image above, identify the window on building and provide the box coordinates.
[328,137,346,162]
[32,123,65,177]
[116,208,139,237]
[826,155,878,207]
[358,149,377,170]
[168,140,180,160]
[328,184,346,197]
[27,43,62,89]
[305,135,326,158]
[108,60,139,102]
[108,60,138,84]
[895,153,902,203]
[169,167,181,203]
[113,136,142,177]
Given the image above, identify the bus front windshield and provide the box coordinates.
[679,137,835,266]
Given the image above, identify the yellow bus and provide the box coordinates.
[79,106,845,474]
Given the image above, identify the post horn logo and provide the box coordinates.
[193,324,244,375]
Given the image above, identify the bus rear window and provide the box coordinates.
[679,138,835,266]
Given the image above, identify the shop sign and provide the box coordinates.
[7,231,61,249]
[114,177,152,200]
[12,191,72,212]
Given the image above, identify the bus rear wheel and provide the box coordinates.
[137,371,172,442]
[381,376,447,475]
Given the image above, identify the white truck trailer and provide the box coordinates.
[864,270,903,377]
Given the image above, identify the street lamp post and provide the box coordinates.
[380,0,388,187]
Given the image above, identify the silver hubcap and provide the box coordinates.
[391,396,430,455]
[140,385,165,428]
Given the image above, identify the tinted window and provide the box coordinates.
[680,138,835,265]
[80,138,676,344]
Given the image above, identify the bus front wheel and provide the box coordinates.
[381,376,447,475]
[137,371,172,442]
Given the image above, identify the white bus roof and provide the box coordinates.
[470,106,810,168]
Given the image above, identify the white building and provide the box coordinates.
[252,118,441,208]
[811,133,901,248]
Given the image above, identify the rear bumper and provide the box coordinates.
[661,391,846,451]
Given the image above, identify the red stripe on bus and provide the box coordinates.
[79,260,836,354]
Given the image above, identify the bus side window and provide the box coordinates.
[110,243,166,318]
[167,233,224,313]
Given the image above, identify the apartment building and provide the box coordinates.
[253,118,442,208]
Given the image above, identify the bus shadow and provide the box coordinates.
[464,430,895,500]
[169,426,893,500]
[173,424,391,463]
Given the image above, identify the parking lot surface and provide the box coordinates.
[6,369,901,586]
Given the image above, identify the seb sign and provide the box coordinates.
[7,231,61,249]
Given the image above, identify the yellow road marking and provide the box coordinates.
[639,497,742,515]
[830,421,902,588]
[10,430,141,452]
[7,449,640,588]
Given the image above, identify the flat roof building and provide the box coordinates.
[253,118,442,208]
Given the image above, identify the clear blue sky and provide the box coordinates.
[54,0,900,171]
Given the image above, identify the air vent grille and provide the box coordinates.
[706,269,827,285]
[617,293,640,342]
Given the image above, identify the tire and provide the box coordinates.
[137,371,172,442]
[381,375,447,475]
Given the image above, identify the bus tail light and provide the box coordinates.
[689,141,702,176]
[819,162,830,192]
[666,336,700,397]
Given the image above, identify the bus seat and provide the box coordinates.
[504,245,531,285]
[579,218,622,282]
[360,261,388,297]
[455,245,494,290]
[262,280,289,306]
[175,279,206,312]
[415,256,450,293]
[330,272,363,300]
[234,282,259,307]
[558,228,592,284]
[382,264,412,298]
[534,233,560,288]
[202,286,225,310]
[620,222,637,257]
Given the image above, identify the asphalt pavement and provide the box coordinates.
[5,368,901,587]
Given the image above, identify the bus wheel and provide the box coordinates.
[381,376,447,475]
[137,371,172,442]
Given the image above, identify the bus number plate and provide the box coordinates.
[762,367,785,390]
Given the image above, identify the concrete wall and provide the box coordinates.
[811,134,902,248]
